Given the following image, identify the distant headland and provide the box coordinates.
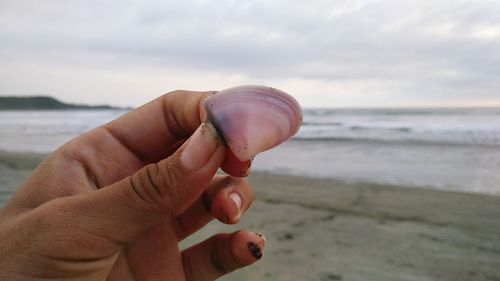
[0,96,125,110]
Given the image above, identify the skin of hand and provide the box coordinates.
[0,90,266,281]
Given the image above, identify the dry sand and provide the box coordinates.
[1,151,500,281]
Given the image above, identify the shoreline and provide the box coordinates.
[2,148,500,198]
[1,151,500,280]
[253,139,500,195]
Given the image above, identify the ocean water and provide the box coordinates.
[298,108,500,145]
[1,108,500,195]
[0,110,128,152]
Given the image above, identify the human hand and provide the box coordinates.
[0,90,265,280]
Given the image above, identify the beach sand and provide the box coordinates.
[1,151,500,281]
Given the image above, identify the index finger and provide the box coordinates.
[103,90,214,163]
[98,89,250,177]
[61,90,215,189]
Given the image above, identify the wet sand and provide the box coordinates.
[1,151,500,281]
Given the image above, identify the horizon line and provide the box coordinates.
[2,94,500,110]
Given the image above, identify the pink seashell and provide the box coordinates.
[204,85,303,161]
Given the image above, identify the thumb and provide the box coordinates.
[61,121,225,245]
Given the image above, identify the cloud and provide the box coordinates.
[0,0,499,107]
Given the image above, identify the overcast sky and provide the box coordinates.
[1,0,500,108]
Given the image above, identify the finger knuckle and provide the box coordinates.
[130,162,179,214]
[165,89,190,98]
[210,235,233,275]
[157,159,181,208]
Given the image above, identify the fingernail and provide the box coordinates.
[180,121,220,170]
[228,193,241,214]
[247,242,263,259]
